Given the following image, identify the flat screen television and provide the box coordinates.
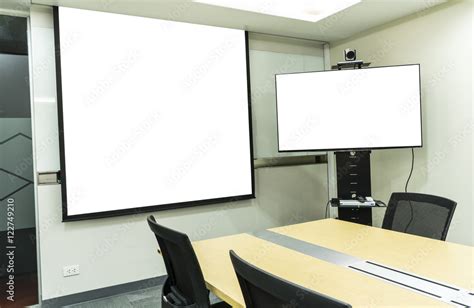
[275,64,422,152]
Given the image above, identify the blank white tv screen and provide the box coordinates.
[275,65,422,152]
[55,7,253,220]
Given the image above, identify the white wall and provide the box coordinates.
[330,0,473,245]
[30,5,328,300]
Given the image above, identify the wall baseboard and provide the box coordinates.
[40,275,166,307]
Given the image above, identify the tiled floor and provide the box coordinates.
[65,285,221,308]
[66,286,163,308]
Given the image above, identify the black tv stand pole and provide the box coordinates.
[335,151,372,225]
[330,59,373,226]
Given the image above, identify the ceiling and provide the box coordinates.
[3,0,446,42]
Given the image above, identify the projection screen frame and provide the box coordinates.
[275,64,423,153]
[53,7,255,222]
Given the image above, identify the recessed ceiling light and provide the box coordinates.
[192,0,361,22]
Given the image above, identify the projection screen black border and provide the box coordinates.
[53,7,255,222]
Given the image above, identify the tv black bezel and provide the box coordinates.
[274,63,423,153]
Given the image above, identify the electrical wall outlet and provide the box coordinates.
[63,265,80,277]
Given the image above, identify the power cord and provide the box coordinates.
[405,148,415,192]
[403,148,415,233]
[325,200,331,218]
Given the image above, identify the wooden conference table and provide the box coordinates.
[193,219,474,307]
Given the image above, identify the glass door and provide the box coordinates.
[0,15,38,307]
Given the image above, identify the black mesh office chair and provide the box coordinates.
[147,215,229,308]
[382,192,457,241]
[229,250,352,308]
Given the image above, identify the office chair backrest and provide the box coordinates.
[147,215,210,308]
[382,192,457,241]
[229,250,351,308]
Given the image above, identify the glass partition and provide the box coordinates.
[0,15,38,307]
[248,33,325,159]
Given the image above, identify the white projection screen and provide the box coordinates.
[54,7,254,221]
[275,65,422,152]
